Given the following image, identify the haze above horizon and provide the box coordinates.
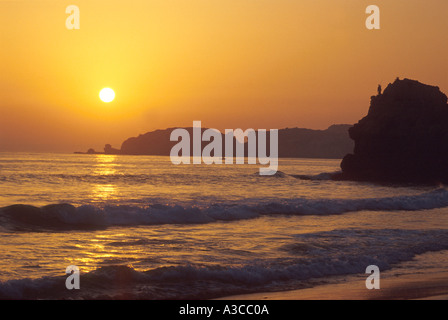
[1,0,447,152]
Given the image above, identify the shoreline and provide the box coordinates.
[215,271,448,300]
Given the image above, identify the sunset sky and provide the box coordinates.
[1,0,447,152]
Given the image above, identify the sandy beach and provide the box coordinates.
[216,271,448,300]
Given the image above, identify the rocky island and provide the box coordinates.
[339,78,448,184]
[77,125,354,159]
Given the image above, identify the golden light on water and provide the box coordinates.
[93,154,118,176]
[91,155,119,201]
[92,184,117,201]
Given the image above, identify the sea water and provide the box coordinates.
[1,152,448,299]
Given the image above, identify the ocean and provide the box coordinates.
[1,152,448,299]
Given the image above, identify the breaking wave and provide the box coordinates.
[2,228,448,299]
[292,171,340,180]
[1,189,448,231]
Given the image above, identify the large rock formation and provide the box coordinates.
[340,78,448,184]
[278,124,353,159]
[115,125,353,159]
[120,128,226,156]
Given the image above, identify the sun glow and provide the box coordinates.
[99,88,115,103]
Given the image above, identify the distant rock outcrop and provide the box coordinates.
[114,125,353,159]
[74,148,102,155]
[104,144,121,155]
[120,128,182,156]
[278,125,353,159]
[339,78,448,183]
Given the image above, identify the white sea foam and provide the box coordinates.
[2,228,448,299]
[1,189,448,231]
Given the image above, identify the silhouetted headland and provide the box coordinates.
[336,78,448,184]
[76,125,353,159]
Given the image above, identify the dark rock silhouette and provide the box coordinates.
[339,78,448,184]
[120,128,180,156]
[114,125,353,159]
[74,148,102,155]
[277,125,353,159]
[104,144,121,155]
[78,125,353,158]
[120,127,265,158]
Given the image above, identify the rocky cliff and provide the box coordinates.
[113,125,353,159]
[340,78,448,183]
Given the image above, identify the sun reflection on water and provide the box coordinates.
[93,154,118,176]
[91,184,117,201]
[91,155,119,202]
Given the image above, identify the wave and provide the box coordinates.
[0,173,165,185]
[1,189,448,231]
[2,228,448,299]
[292,171,340,180]
[254,170,288,178]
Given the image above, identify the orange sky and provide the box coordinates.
[1,0,447,152]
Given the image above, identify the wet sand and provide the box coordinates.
[216,272,448,300]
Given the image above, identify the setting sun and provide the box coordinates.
[99,88,115,103]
